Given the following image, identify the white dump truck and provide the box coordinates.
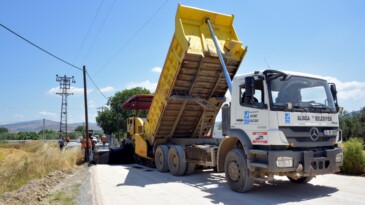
[122,5,343,192]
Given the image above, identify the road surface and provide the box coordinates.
[66,141,79,148]
[90,164,365,205]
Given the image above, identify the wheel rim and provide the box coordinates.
[158,152,163,164]
[228,160,240,182]
[173,153,178,169]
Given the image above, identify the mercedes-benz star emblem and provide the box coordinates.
[309,127,320,141]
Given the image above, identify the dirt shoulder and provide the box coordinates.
[0,164,89,205]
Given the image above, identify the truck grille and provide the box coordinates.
[279,126,337,148]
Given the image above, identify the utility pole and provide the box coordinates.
[83,66,90,162]
[97,106,106,113]
[56,75,76,138]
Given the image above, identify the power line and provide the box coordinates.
[73,0,106,64]
[86,71,108,100]
[0,23,82,71]
[0,23,109,100]
[82,0,117,63]
[95,0,169,74]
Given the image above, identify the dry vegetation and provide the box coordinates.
[0,141,83,195]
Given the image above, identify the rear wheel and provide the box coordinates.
[287,176,313,184]
[155,145,169,172]
[168,145,186,176]
[224,149,253,192]
[184,163,195,175]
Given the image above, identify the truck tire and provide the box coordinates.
[287,176,313,184]
[224,149,253,192]
[155,145,169,172]
[184,163,195,175]
[168,145,186,176]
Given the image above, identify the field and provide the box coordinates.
[0,141,83,195]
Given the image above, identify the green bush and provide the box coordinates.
[0,133,16,140]
[341,138,365,175]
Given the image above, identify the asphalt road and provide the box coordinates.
[66,141,80,147]
[89,164,365,205]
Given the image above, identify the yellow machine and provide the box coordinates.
[122,94,154,159]
[127,116,148,158]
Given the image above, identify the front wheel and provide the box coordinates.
[224,149,253,193]
[287,176,313,184]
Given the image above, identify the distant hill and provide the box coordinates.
[0,120,101,133]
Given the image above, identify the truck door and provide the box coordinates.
[233,77,269,145]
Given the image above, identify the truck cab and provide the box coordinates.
[219,70,343,191]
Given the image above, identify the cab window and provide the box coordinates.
[240,79,266,108]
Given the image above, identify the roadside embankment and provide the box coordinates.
[0,141,84,204]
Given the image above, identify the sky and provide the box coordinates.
[0,0,364,125]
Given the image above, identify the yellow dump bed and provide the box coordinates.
[144,5,246,145]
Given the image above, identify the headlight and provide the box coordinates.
[336,153,343,163]
[276,156,293,168]
[324,129,338,136]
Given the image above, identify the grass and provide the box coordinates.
[49,192,75,205]
[0,141,83,195]
[48,183,81,205]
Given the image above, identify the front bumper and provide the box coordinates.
[251,147,343,175]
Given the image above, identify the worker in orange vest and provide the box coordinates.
[66,135,70,145]
[82,133,94,162]
[82,134,92,149]
[101,134,107,147]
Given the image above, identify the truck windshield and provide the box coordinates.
[268,75,336,113]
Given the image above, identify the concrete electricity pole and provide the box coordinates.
[56,75,75,137]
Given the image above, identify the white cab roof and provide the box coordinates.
[235,70,327,81]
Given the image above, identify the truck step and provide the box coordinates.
[249,162,268,169]
[249,149,268,155]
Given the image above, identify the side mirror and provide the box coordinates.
[329,83,341,112]
[337,106,343,113]
[330,84,337,100]
[245,77,255,104]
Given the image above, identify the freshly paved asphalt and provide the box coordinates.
[89,164,365,205]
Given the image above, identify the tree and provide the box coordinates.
[37,129,58,140]
[340,108,365,141]
[16,132,39,140]
[74,125,84,132]
[96,108,118,135]
[216,122,222,130]
[96,87,151,141]
[0,127,8,133]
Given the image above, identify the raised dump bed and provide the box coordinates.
[144,5,247,145]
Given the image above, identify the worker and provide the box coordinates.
[66,135,70,146]
[82,134,92,148]
[101,134,107,147]
[58,137,64,150]
[88,133,95,166]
